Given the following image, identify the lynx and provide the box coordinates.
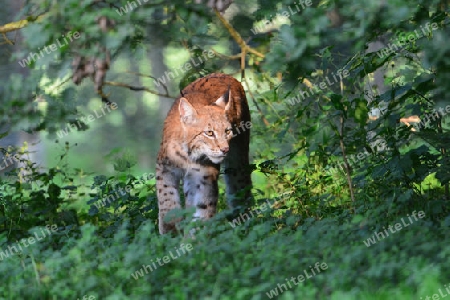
[156,73,252,234]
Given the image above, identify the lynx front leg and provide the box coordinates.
[156,163,182,234]
[184,165,220,223]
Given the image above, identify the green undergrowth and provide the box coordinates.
[0,177,448,299]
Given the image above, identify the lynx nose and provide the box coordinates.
[221,146,229,154]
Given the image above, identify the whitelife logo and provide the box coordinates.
[376,22,439,58]
[0,225,58,261]
[228,191,293,228]
[56,102,118,139]
[420,284,450,300]
[286,69,350,106]
[130,243,193,280]
[363,211,425,247]
[0,151,21,172]
[115,0,149,16]
[251,0,313,34]
[18,31,80,68]
[327,138,388,175]
[153,50,215,87]
[92,172,155,210]
[414,105,450,130]
[266,262,328,298]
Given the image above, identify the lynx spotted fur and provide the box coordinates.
[156,73,252,234]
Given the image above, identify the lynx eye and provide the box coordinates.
[204,130,215,137]
[225,128,232,135]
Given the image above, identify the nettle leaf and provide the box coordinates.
[22,23,51,49]
[435,155,450,185]
[48,183,61,199]
[329,93,345,115]
[354,98,369,126]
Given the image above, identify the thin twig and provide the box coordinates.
[125,71,170,97]
[48,76,72,94]
[339,115,355,203]
[103,81,174,98]
[436,117,449,200]
[242,77,270,126]
[337,81,355,204]
[240,47,246,80]
[1,33,14,45]
[210,48,242,60]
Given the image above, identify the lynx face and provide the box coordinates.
[179,98,234,164]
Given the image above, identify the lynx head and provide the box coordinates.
[179,91,234,164]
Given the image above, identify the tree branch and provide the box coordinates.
[210,48,242,60]
[103,81,174,98]
[125,71,170,97]
[0,15,46,34]
[339,114,355,204]
[1,33,14,45]
[213,9,265,59]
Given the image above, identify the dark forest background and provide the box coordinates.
[0,0,449,299]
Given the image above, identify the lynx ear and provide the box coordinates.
[214,88,232,111]
[179,98,197,124]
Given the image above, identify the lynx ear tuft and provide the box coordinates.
[179,98,197,124]
[214,88,232,111]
